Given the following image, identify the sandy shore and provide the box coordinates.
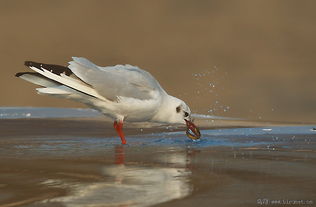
[0,118,315,207]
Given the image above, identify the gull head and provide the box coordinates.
[153,95,201,140]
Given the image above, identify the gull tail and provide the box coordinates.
[15,61,106,101]
[15,72,59,87]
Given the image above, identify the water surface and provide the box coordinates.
[0,108,315,207]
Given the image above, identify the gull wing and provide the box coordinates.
[68,57,165,101]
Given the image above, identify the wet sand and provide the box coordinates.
[0,118,315,207]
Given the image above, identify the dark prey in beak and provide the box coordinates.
[185,120,201,140]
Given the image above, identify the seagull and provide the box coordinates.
[15,57,200,144]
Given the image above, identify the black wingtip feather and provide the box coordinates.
[24,61,41,68]
[24,60,72,76]
[15,72,24,77]
[15,72,39,78]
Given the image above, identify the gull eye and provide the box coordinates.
[184,112,189,117]
[176,106,181,113]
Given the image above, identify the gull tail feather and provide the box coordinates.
[25,65,106,101]
[36,86,72,95]
[15,72,59,87]
[36,85,104,109]
[16,60,108,105]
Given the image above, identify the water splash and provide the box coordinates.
[192,65,230,115]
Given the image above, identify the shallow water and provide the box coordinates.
[0,108,315,207]
[0,107,102,119]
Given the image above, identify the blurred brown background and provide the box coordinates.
[0,0,315,122]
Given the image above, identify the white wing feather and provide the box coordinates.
[68,57,164,101]
[29,66,106,101]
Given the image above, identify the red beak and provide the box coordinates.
[185,119,201,140]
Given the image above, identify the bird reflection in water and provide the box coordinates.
[43,145,194,207]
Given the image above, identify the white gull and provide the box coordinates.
[16,57,200,144]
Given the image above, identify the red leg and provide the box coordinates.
[113,120,127,144]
